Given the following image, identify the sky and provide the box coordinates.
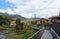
[0,0,60,18]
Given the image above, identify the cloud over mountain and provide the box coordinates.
[0,0,60,18]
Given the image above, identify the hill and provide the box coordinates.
[0,12,26,20]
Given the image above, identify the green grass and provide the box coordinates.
[0,24,36,39]
[5,27,35,39]
[3,27,15,34]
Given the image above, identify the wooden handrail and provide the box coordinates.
[51,28,60,39]
[28,29,44,39]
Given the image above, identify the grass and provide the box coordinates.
[0,20,37,39]
[4,27,36,39]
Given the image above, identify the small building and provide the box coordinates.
[36,18,49,24]
[10,19,16,26]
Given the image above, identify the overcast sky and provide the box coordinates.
[0,0,60,18]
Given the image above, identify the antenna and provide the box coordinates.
[59,12,60,16]
[34,14,36,19]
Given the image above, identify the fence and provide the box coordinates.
[51,28,60,39]
[28,29,44,39]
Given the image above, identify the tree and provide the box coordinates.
[0,13,11,26]
[31,21,37,25]
[16,18,23,34]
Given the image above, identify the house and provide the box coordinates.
[49,13,60,23]
[10,19,16,26]
[36,18,49,24]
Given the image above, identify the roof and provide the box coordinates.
[49,13,60,19]
[49,16,60,19]
[37,18,49,21]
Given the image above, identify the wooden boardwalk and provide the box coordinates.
[41,30,53,39]
[29,26,60,39]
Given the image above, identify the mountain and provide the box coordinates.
[3,13,10,17]
[10,14,26,20]
[0,12,26,20]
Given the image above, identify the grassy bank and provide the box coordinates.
[3,27,36,39]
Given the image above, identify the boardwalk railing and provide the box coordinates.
[0,32,6,39]
[30,26,43,30]
[51,28,60,39]
[28,29,44,39]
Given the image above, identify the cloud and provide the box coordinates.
[13,8,20,13]
[5,0,60,18]
[0,8,16,14]
[5,8,14,14]
[20,13,34,18]
[0,9,5,13]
